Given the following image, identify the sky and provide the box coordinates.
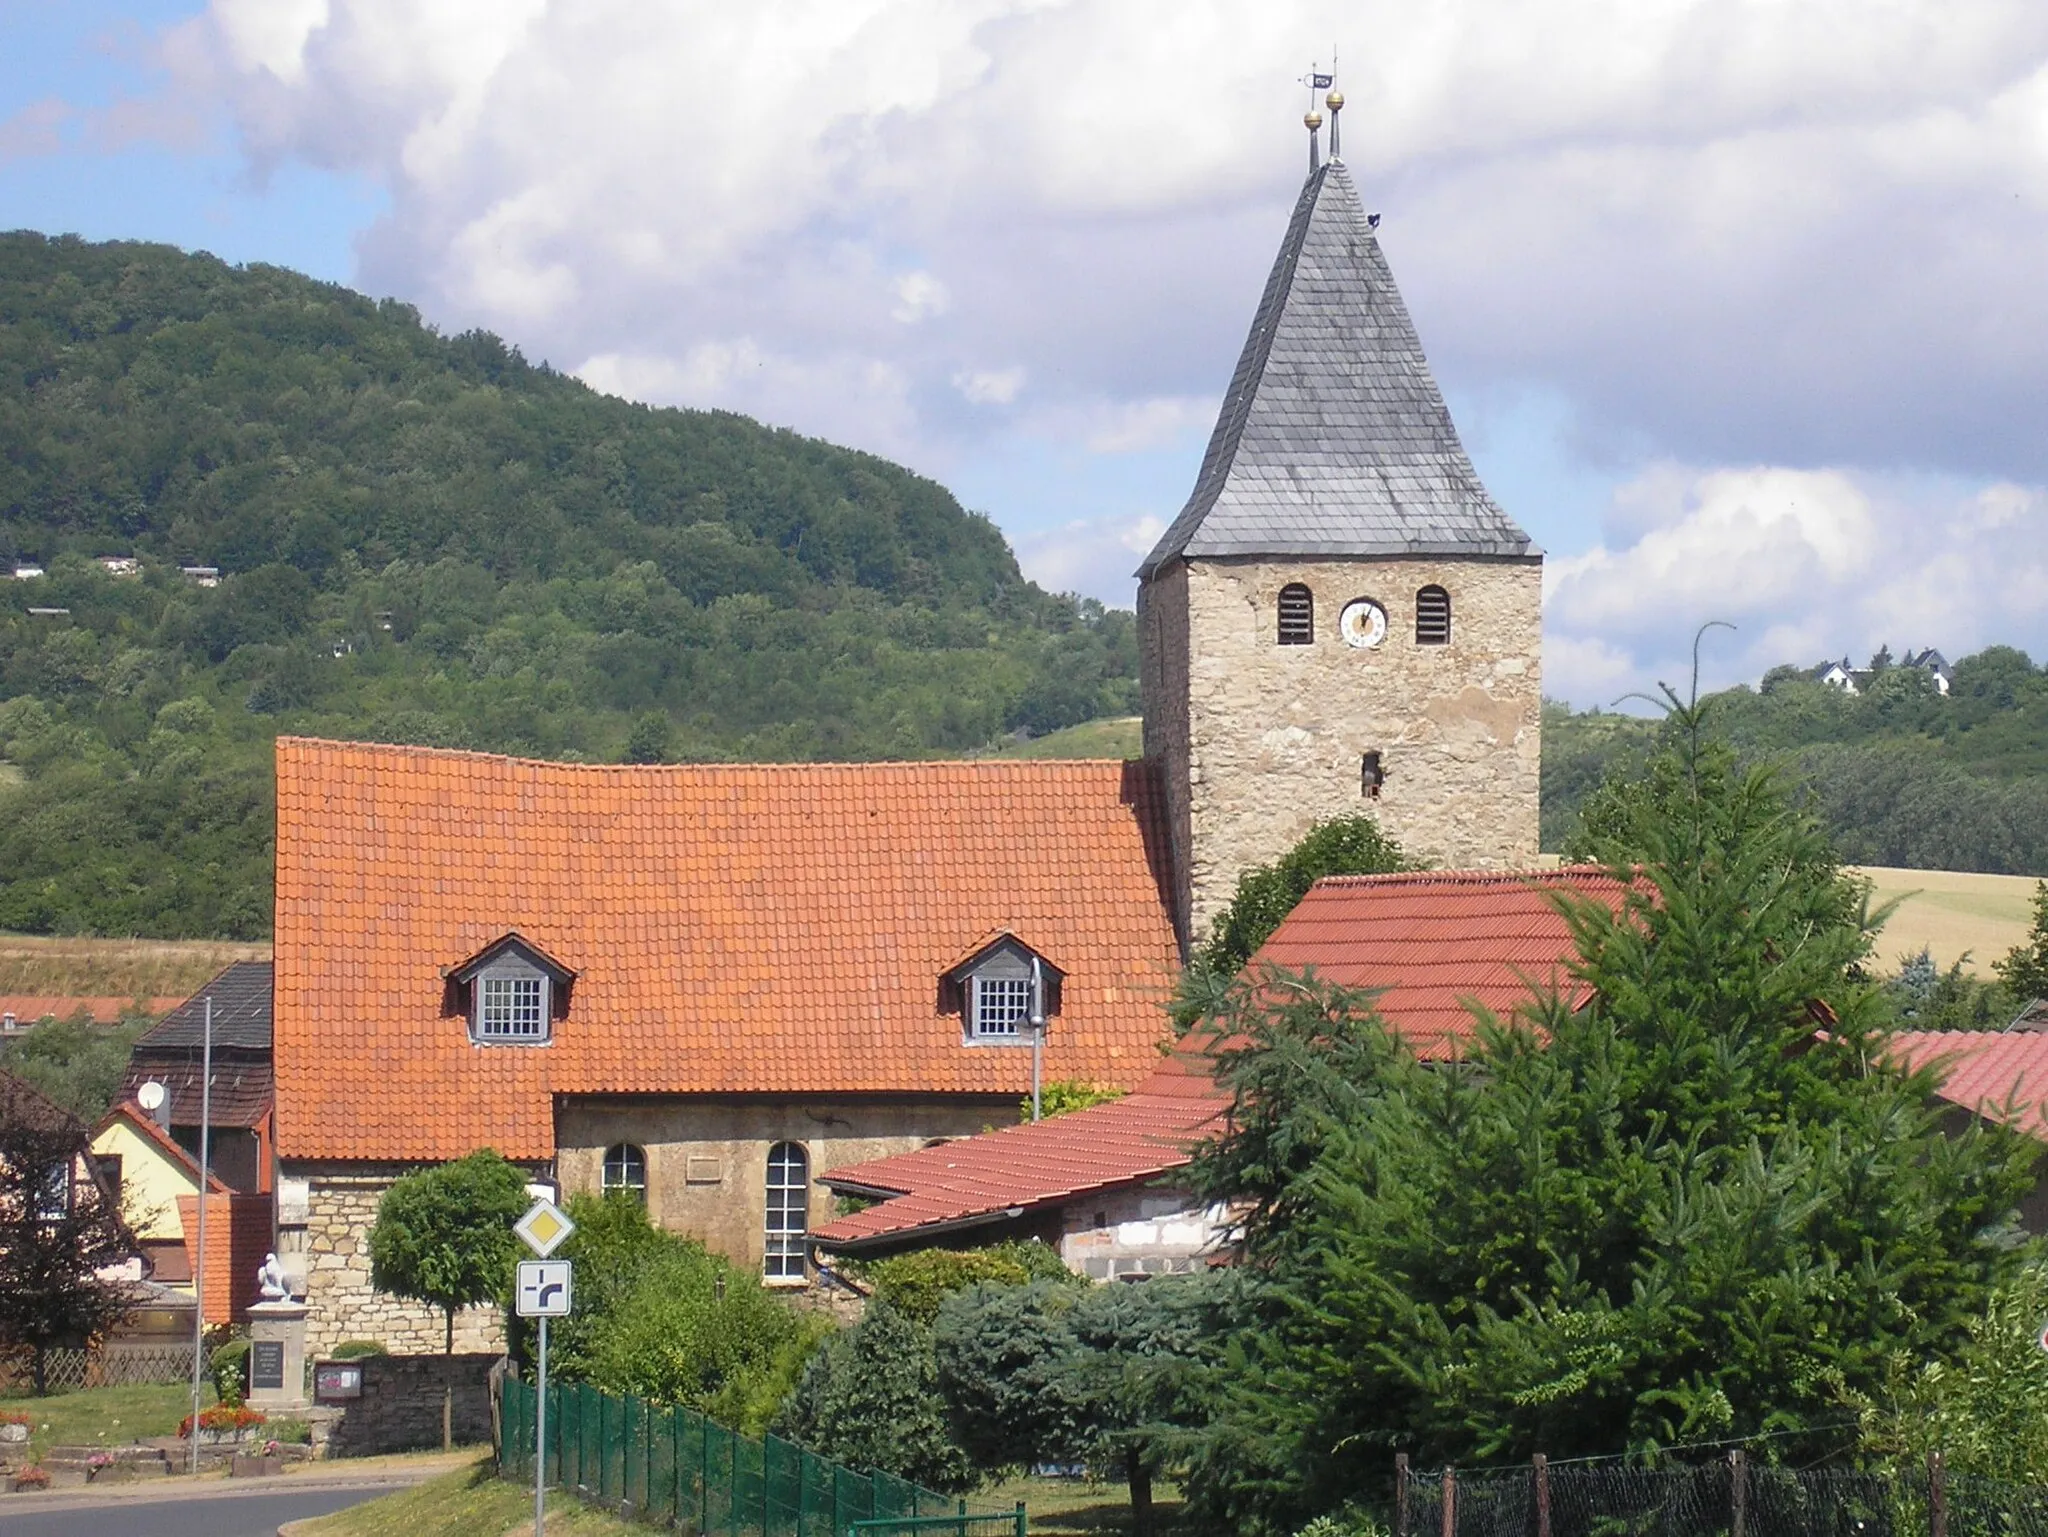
[4,0,2046,707]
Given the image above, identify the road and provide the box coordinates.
[0,1479,404,1536]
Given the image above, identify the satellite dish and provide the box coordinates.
[136,1081,166,1112]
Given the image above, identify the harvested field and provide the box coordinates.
[0,933,271,1002]
[1854,865,2040,976]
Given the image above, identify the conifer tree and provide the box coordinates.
[1179,695,2038,1534]
[1995,882,2048,1003]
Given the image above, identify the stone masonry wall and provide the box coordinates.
[1137,561,1195,954]
[293,1170,505,1360]
[555,1096,1013,1275]
[323,1352,499,1457]
[1143,555,1543,944]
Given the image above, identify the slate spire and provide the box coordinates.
[1137,157,1536,577]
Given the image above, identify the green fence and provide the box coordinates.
[498,1376,1025,1537]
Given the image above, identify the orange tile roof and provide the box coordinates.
[1252,868,1628,1058]
[0,995,183,1025]
[814,1050,1225,1248]
[1886,1031,2048,1140]
[815,871,1627,1247]
[272,738,1181,1162]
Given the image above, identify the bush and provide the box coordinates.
[179,1404,265,1438]
[209,1339,250,1406]
[536,1194,830,1435]
[328,1340,388,1360]
[266,1417,313,1445]
[773,1300,973,1492]
[861,1241,1078,1324]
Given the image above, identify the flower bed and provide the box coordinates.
[8,1464,49,1492]
[177,1404,267,1443]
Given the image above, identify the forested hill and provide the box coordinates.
[0,232,1137,937]
[1544,648,2048,876]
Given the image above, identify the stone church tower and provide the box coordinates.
[1138,121,1542,950]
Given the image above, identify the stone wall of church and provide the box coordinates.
[286,1167,505,1360]
[1145,554,1542,943]
[1137,561,1195,955]
[554,1096,1016,1275]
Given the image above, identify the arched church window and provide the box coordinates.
[602,1142,647,1203]
[1415,585,1451,645]
[764,1142,809,1281]
[1277,584,1314,645]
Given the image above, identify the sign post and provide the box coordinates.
[514,1200,575,1537]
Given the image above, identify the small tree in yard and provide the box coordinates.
[368,1149,528,1447]
[0,1073,137,1394]
[1996,881,2048,1003]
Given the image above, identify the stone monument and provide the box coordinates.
[245,1252,310,1412]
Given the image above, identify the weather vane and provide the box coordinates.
[1300,51,1339,170]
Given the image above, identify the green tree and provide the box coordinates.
[1197,815,1410,976]
[773,1301,974,1492]
[367,1149,529,1354]
[0,1012,150,1120]
[621,711,675,765]
[1180,708,2038,1533]
[0,1074,138,1393]
[936,1274,1232,1537]
[1995,882,2048,1001]
[859,1240,1078,1324]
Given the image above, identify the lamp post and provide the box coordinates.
[1028,957,1046,1122]
[187,996,212,1474]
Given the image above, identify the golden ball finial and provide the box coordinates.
[1325,89,1345,112]
[1304,110,1324,131]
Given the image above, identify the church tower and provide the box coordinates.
[1138,100,1542,951]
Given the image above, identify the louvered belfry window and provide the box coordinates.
[1415,585,1452,646]
[1277,583,1314,645]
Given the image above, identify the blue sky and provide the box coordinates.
[6,0,2046,705]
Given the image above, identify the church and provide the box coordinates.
[269,100,1541,1355]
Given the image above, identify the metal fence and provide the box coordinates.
[0,1344,192,1395]
[498,1376,1026,1537]
[1397,1454,2048,1537]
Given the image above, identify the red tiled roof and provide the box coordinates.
[816,868,1625,1247]
[0,996,183,1026]
[815,1050,1226,1248]
[1887,1031,2048,1139]
[272,738,1181,1162]
[1251,868,1629,1058]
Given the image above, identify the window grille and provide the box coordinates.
[1415,585,1452,645]
[602,1143,647,1203]
[478,975,546,1040]
[973,976,1032,1038]
[1277,583,1314,645]
[764,1142,809,1280]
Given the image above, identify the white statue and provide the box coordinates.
[257,1251,291,1302]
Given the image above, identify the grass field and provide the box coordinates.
[984,718,1143,760]
[0,933,270,1000]
[1852,865,2042,975]
[291,1460,1161,1537]
[0,1381,209,1458]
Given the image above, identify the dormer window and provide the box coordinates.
[943,933,1064,1046]
[447,933,575,1047]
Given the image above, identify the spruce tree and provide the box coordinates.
[1180,700,2038,1533]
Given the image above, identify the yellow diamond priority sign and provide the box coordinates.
[514,1198,575,1259]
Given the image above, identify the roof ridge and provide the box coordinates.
[277,736,1138,775]
[1314,866,1615,887]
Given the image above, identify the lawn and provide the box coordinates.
[0,1380,209,1458]
[294,1460,1168,1537]
[985,718,1143,761]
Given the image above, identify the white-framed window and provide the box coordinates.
[34,1163,69,1222]
[764,1142,809,1281]
[972,976,1033,1039]
[476,970,547,1042]
[602,1143,647,1203]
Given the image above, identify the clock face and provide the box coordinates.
[1339,599,1388,649]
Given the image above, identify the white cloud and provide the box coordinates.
[1544,465,2048,705]
[890,270,950,324]
[953,366,1025,405]
[1012,513,1166,604]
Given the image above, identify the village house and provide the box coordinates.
[272,109,1545,1352]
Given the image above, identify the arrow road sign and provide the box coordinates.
[516,1260,572,1318]
[514,1198,575,1258]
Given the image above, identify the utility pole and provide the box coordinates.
[187,996,212,1474]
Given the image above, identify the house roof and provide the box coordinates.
[1251,867,1628,1058]
[133,962,273,1052]
[1138,158,1535,578]
[94,1102,233,1194]
[1886,1031,2048,1139]
[0,1068,84,1137]
[272,738,1182,1162]
[814,1050,1227,1250]
[814,868,1625,1248]
[0,995,184,1025]
[117,1059,273,1130]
